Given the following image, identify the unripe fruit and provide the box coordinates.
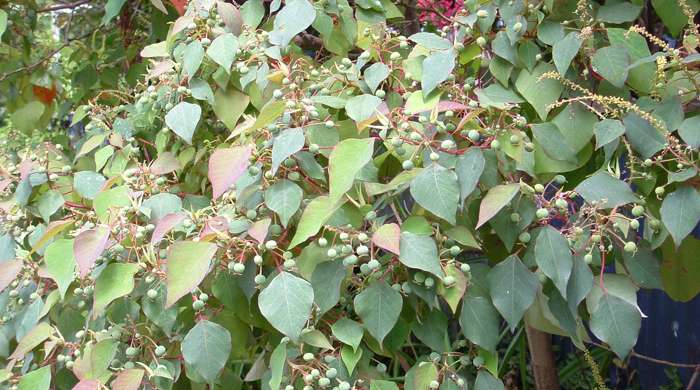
[126,347,139,357]
[510,213,521,222]
[265,240,277,250]
[655,186,665,196]
[584,253,593,264]
[491,140,501,149]
[630,219,640,229]
[254,274,267,284]
[443,276,456,286]
[327,248,338,258]
[631,205,644,217]
[192,300,205,310]
[624,241,637,253]
[147,289,158,299]
[536,208,549,219]
[534,184,545,193]
[318,237,328,247]
[430,381,440,389]
[303,352,314,361]
[519,232,531,243]
[450,245,461,256]
[402,160,414,170]
[476,36,487,46]
[476,9,489,17]
[283,259,296,269]
[155,345,166,356]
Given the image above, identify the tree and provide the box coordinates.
[0,0,699,389]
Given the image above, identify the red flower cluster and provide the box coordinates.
[417,0,464,27]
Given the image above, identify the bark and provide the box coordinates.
[526,325,561,390]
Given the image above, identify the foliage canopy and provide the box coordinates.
[0,0,699,389]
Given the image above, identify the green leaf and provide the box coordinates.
[437,263,469,313]
[165,102,201,144]
[240,0,265,27]
[10,322,53,360]
[268,0,316,47]
[567,255,594,313]
[515,63,562,120]
[371,380,399,390]
[422,49,456,95]
[624,246,663,289]
[537,20,565,46]
[206,33,238,73]
[93,263,139,317]
[268,340,287,390]
[574,171,638,208]
[182,40,204,78]
[329,138,374,202]
[345,94,382,123]
[331,317,364,351]
[487,255,539,330]
[590,294,640,359]
[18,366,51,390]
[531,122,577,163]
[597,2,642,23]
[591,45,630,88]
[289,196,343,248]
[0,10,7,38]
[45,239,76,299]
[74,171,106,200]
[102,0,127,24]
[258,271,314,341]
[608,28,655,93]
[11,102,45,133]
[408,362,438,390]
[410,163,459,224]
[476,183,520,228]
[36,189,64,223]
[459,295,500,351]
[622,113,667,159]
[208,146,252,199]
[73,339,118,382]
[0,259,23,293]
[165,241,218,307]
[475,84,524,109]
[553,32,581,75]
[535,226,573,296]
[181,320,232,383]
[272,128,305,175]
[213,88,248,130]
[679,116,700,148]
[474,370,505,390]
[311,260,346,314]
[651,0,700,37]
[341,344,363,374]
[299,329,333,349]
[354,280,402,345]
[399,232,444,278]
[594,119,626,150]
[661,236,700,301]
[265,180,303,227]
[364,62,390,93]
[408,32,452,49]
[660,186,700,247]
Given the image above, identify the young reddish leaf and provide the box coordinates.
[476,184,520,229]
[74,226,110,277]
[72,380,101,390]
[0,259,23,293]
[150,152,181,175]
[248,217,271,243]
[372,223,400,255]
[199,216,228,240]
[111,369,144,390]
[151,212,187,245]
[208,146,252,199]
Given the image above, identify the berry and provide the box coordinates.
[655,186,665,196]
[356,245,369,255]
[476,36,487,46]
[584,253,593,264]
[126,347,139,357]
[510,213,521,222]
[402,160,414,170]
[318,237,328,247]
[155,345,166,356]
[327,248,338,258]
[303,352,315,361]
[630,219,640,229]
[519,232,531,243]
[147,289,158,299]
[376,362,387,373]
[265,240,277,250]
[430,380,440,389]
[283,259,296,269]
[254,274,267,284]
[631,205,644,217]
[192,300,205,310]
[449,245,461,256]
[536,208,549,219]
[443,276,456,286]
[460,263,471,273]
[624,241,637,253]
[232,263,246,273]
[367,259,380,270]
[467,129,480,141]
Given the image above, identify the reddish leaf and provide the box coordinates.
[0,259,23,292]
[112,369,144,390]
[74,226,110,277]
[372,223,401,255]
[437,101,468,111]
[199,216,228,240]
[170,0,187,15]
[208,146,252,199]
[150,151,181,175]
[248,218,271,243]
[33,84,57,104]
[72,380,100,390]
[151,212,187,245]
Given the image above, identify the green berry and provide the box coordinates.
[254,274,267,284]
[429,380,440,389]
[510,213,521,222]
[584,253,593,264]
[265,240,277,250]
[467,129,480,141]
[630,219,640,229]
[147,289,158,299]
[233,263,246,273]
[536,208,549,219]
[655,186,665,196]
[126,347,139,357]
[631,205,644,217]
[402,160,414,170]
[624,241,637,253]
[303,352,315,361]
[318,237,328,247]
[155,345,166,356]
[192,300,205,310]
[449,245,461,256]
[519,232,531,243]
[443,276,456,286]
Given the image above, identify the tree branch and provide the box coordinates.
[38,0,91,13]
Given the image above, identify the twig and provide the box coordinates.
[38,0,91,13]
[0,28,98,82]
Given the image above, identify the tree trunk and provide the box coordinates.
[526,326,561,390]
